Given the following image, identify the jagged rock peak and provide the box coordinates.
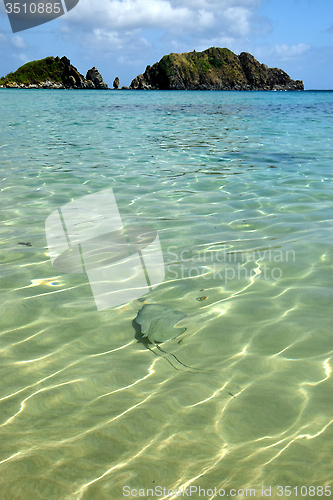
[86,67,108,89]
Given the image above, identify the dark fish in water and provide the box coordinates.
[135,304,186,344]
[134,304,205,372]
[18,242,32,247]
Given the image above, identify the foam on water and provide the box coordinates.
[0,89,332,499]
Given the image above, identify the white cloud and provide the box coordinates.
[273,43,311,60]
[0,32,27,49]
[93,29,123,46]
[67,0,191,30]
[0,31,30,77]
[12,36,26,48]
[57,0,267,68]
[255,42,311,63]
[224,7,252,36]
[16,53,28,63]
[65,0,260,35]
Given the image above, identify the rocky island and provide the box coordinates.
[0,56,108,89]
[130,47,304,91]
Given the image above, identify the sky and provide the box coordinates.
[0,0,332,89]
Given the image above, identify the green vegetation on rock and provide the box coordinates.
[0,57,63,85]
[0,56,108,89]
[130,47,304,91]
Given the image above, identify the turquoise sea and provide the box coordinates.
[0,89,332,500]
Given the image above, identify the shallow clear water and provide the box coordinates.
[0,89,332,499]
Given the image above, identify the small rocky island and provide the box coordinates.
[130,47,304,91]
[0,56,108,89]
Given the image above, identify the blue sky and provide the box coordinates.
[0,0,332,89]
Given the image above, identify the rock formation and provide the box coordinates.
[85,66,108,89]
[0,56,109,89]
[130,47,304,91]
[113,77,120,89]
